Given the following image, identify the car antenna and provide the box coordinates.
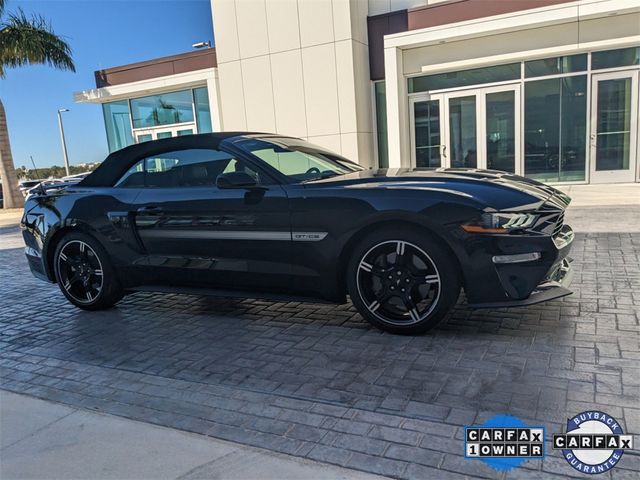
[29,155,41,180]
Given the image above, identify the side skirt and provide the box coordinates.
[127,285,344,305]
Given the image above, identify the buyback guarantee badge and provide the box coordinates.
[554,411,634,474]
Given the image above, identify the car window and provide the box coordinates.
[233,137,362,182]
[115,148,261,188]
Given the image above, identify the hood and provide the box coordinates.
[304,168,571,211]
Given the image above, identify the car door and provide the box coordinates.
[122,147,291,291]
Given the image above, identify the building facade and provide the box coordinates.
[76,0,639,184]
[75,49,220,152]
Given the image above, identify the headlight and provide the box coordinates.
[462,212,538,234]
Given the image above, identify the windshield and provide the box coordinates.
[232,136,363,182]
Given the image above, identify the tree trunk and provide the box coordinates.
[0,98,24,209]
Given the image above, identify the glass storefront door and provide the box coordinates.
[411,84,520,173]
[411,96,446,168]
[134,124,196,144]
[590,71,639,183]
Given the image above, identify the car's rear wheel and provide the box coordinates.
[53,231,123,310]
[346,227,461,334]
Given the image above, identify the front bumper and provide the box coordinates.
[462,224,575,308]
[468,256,573,308]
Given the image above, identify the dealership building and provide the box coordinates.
[75,0,639,184]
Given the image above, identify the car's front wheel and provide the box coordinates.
[347,227,461,334]
[53,231,123,310]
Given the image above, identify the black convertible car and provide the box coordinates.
[21,133,574,334]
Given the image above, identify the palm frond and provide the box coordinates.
[0,8,75,77]
[0,0,6,20]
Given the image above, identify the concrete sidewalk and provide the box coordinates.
[0,390,384,480]
[555,182,640,206]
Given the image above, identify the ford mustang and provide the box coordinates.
[21,133,574,334]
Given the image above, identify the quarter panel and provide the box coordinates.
[286,184,480,299]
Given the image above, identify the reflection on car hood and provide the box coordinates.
[304,168,571,210]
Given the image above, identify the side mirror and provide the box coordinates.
[216,171,258,189]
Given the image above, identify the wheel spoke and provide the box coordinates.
[423,274,439,285]
[367,300,381,313]
[63,274,80,290]
[402,296,421,323]
[359,261,373,272]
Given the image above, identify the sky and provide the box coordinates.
[0,0,214,168]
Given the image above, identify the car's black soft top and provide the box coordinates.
[80,132,256,187]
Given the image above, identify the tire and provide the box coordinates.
[53,231,123,310]
[346,227,461,335]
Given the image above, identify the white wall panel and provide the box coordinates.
[307,134,342,153]
[211,0,240,63]
[301,43,340,136]
[335,40,358,133]
[241,56,276,131]
[353,40,373,132]
[217,61,247,130]
[271,50,308,138]
[236,0,269,58]
[298,0,335,47]
[213,0,374,166]
[266,0,301,53]
[333,0,353,42]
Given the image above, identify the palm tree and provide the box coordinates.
[0,0,74,208]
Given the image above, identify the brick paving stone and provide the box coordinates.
[1,223,639,479]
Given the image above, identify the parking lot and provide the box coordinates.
[1,207,639,479]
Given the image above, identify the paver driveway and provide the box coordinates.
[1,210,638,479]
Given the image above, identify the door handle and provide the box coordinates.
[136,206,163,214]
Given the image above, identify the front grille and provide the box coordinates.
[526,204,564,236]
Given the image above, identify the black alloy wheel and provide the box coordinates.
[54,232,123,310]
[347,228,461,334]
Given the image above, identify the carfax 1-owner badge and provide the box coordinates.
[553,410,634,474]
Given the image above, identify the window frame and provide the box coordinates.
[114,146,277,189]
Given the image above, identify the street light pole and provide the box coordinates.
[57,108,70,176]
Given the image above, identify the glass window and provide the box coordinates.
[595,78,632,171]
[448,96,477,168]
[193,87,213,133]
[374,82,388,168]
[130,90,194,128]
[233,137,361,182]
[102,101,133,152]
[525,54,587,78]
[524,76,587,182]
[592,47,640,70]
[408,63,520,93]
[414,100,442,168]
[486,91,516,173]
[115,159,145,187]
[116,149,258,188]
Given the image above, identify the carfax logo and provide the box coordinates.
[553,410,634,474]
[464,415,545,471]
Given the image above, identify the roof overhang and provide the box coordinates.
[385,0,640,50]
[74,68,217,104]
